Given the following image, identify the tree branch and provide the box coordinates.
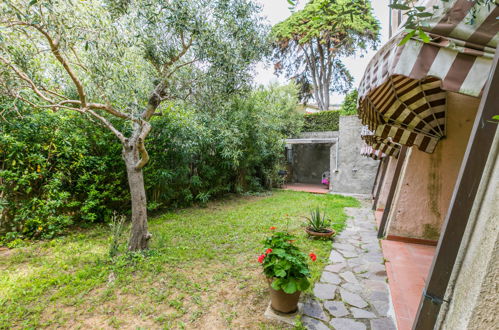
[7,21,88,108]
[0,55,55,104]
[86,109,126,143]
[134,121,152,170]
[166,58,198,78]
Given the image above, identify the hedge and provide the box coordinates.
[303,111,340,132]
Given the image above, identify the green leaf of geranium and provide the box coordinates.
[282,279,298,294]
[275,269,286,277]
[271,278,282,291]
[297,277,310,291]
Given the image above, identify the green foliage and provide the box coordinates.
[144,83,301,210]
[0,84,301,242]
[304,207,330,233]
[260,231,313,294]
[108,212,127,258]
[389,0,494,45]
[0,105,127,241]
[0,0,270,248]
[272,0,379,47]
[339,89,358,115]
[271,0,380,110]
[303,111,340,132]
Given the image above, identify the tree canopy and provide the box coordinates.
[271,0,380,110]
[0,0,269,250]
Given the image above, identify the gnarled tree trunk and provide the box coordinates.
[123,143,151,251]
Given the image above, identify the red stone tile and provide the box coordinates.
[397,316,414,330]
[375,211,383,227]
[381,240,436,330]
[281,184,329,194]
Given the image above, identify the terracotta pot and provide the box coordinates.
[268,282,301,314]
[305,227,335,238]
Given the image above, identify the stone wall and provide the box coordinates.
[331,116,379,195]
[298,131,339,139]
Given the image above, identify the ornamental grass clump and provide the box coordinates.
[304,207,331,233]
[258,229,316,294]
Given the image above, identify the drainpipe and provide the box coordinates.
[335,138,339,172]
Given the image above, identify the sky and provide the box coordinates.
[253,0,390,105]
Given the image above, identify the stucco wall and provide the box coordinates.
[385,92,480,239]
[291,143,333,184]
[440,129,499,330]
[375,157,398,210]
[331,116,379,194]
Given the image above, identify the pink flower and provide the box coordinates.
[309,253,317,261]
[265,248,272,255]
[258,254,266,263]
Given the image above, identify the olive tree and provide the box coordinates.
[271,0,379,110]
[0,0,268,250]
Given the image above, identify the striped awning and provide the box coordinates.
[361,144,385,160]
[358,0,499,153]
[361,126,401,159]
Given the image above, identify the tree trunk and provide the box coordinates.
[323,80,330,111]
[123,144,151,251]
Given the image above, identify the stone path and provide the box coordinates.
[301,201,397,330]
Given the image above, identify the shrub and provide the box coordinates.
[302,111,340,132]
[0,84,302,242]
[0,107,128,241]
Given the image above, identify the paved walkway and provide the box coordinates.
[301,201,397,330]
[382,240,435,330]
[282,183,329,194]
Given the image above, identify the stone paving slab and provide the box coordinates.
[300,200,396,329]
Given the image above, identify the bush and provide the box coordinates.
[303,111,340,132]
[0,84,302,242]
[0,106,128,241]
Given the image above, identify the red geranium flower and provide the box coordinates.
[270,226,276,230]
[265,248,272,255]
[258,254,266,263]
[309,253,317,261]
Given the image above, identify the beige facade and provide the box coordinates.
[375,157,397,211]
[384,93,480,239]
[438,130,499,330]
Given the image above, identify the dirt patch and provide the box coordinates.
[0,247,13,257]
[36,261,291,329]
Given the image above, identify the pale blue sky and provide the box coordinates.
[254,0,390,104]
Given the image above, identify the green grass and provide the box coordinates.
[0,190,359,329]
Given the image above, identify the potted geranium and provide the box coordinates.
[258,228,316,313]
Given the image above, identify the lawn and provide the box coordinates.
[0,190,359,329]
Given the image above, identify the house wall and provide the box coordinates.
[385,92,480,239]
[375,157,398,210]
[439,129,499,330]
[331,116,379,194]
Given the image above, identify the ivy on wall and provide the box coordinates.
[303,111,340,132]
